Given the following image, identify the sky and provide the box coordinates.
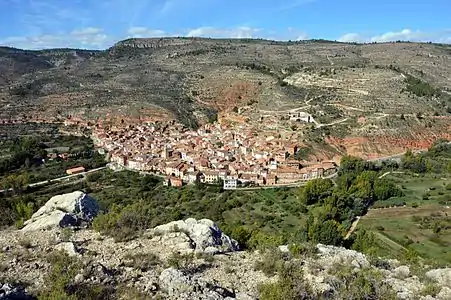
[0,0,450,49]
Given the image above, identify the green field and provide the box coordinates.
[387,173,451,204]
[360,172,451,265]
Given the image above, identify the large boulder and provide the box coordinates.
[151,218,239,254]
[426,268,451,287]
[159,268,235,299]
[21,191,100,231]
[316,244,370,269]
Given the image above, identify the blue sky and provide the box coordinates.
[0,0,450,49]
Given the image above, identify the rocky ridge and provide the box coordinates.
[1,226,450,299]
[1,191,451,299]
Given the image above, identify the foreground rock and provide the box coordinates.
[21,191,100,231]
[1,218,451,299]
[150,218,239,254]
[159,268,236,299]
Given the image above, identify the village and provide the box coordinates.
[88,111,338,189]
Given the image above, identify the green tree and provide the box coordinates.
[299,178,334,206]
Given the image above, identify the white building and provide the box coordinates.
[223,178,238,190]
[289,112,313,123]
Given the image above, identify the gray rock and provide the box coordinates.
[316,244,370,269]
[152,218,239,253]
[74,273,85,284]
[385,276,422,300]
[159,268,195,297]
[21,191,100,231]
[235,293,256,300]
[392,266,410,279]
[159,268,235,299]
[437,287,451,300]
[426,269,451,287]
[55,242,79,256]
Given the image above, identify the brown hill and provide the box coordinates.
[1,38,451,157]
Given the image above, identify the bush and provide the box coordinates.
[38,251,80,300]
[92,202,153,242]
[60,228,74,242]
[331,266,397,300]
[254,248,288,276]
[420,283,441,297]
[123,252,161,272]
[167,252,195,273]
[287,243,317,258]
[258,261,314,300]
[18,238,33,249]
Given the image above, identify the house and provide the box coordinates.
[275,151,288,162]
[182,172,199,185]
[203,171,220,184]
[164,176,183,187]
[266,174,277,185]
[66,166,85,175]
[170,177,183,187]
[223,178,237,189]
[110,152,127,166]
[285,160,301,169]
[321,162,338,176]
[289,112,313,123]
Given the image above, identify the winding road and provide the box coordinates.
[0,166,107,194]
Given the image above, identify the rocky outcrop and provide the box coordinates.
[316,243,370,269]
[159,268,239,300]
[2,217,451,300]
[426,268,451,287]
[150,218,239,254]
[21,191,99,231]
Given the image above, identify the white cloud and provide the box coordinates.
[186,26,262,39]
[337,33,363,43]
[0,27,113,49]
[127,27,166,38]
[369,29,425,42]
[338,29,451,43]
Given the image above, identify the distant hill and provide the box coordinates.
[1,38,450,157]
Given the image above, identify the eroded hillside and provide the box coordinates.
[1,38,451,158]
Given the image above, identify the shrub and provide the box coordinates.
[18,238,33,249]
[195,252,215,263]
[38,251,80,300]
[92,202,152,242]
[332,266,397,300]
[123,252,161,272]
[60,228,74,242]
[167,252,195,273]
[254,248,288,276]
[287,243,317,258]
[258,261,314,300]
[420,283,441,297]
